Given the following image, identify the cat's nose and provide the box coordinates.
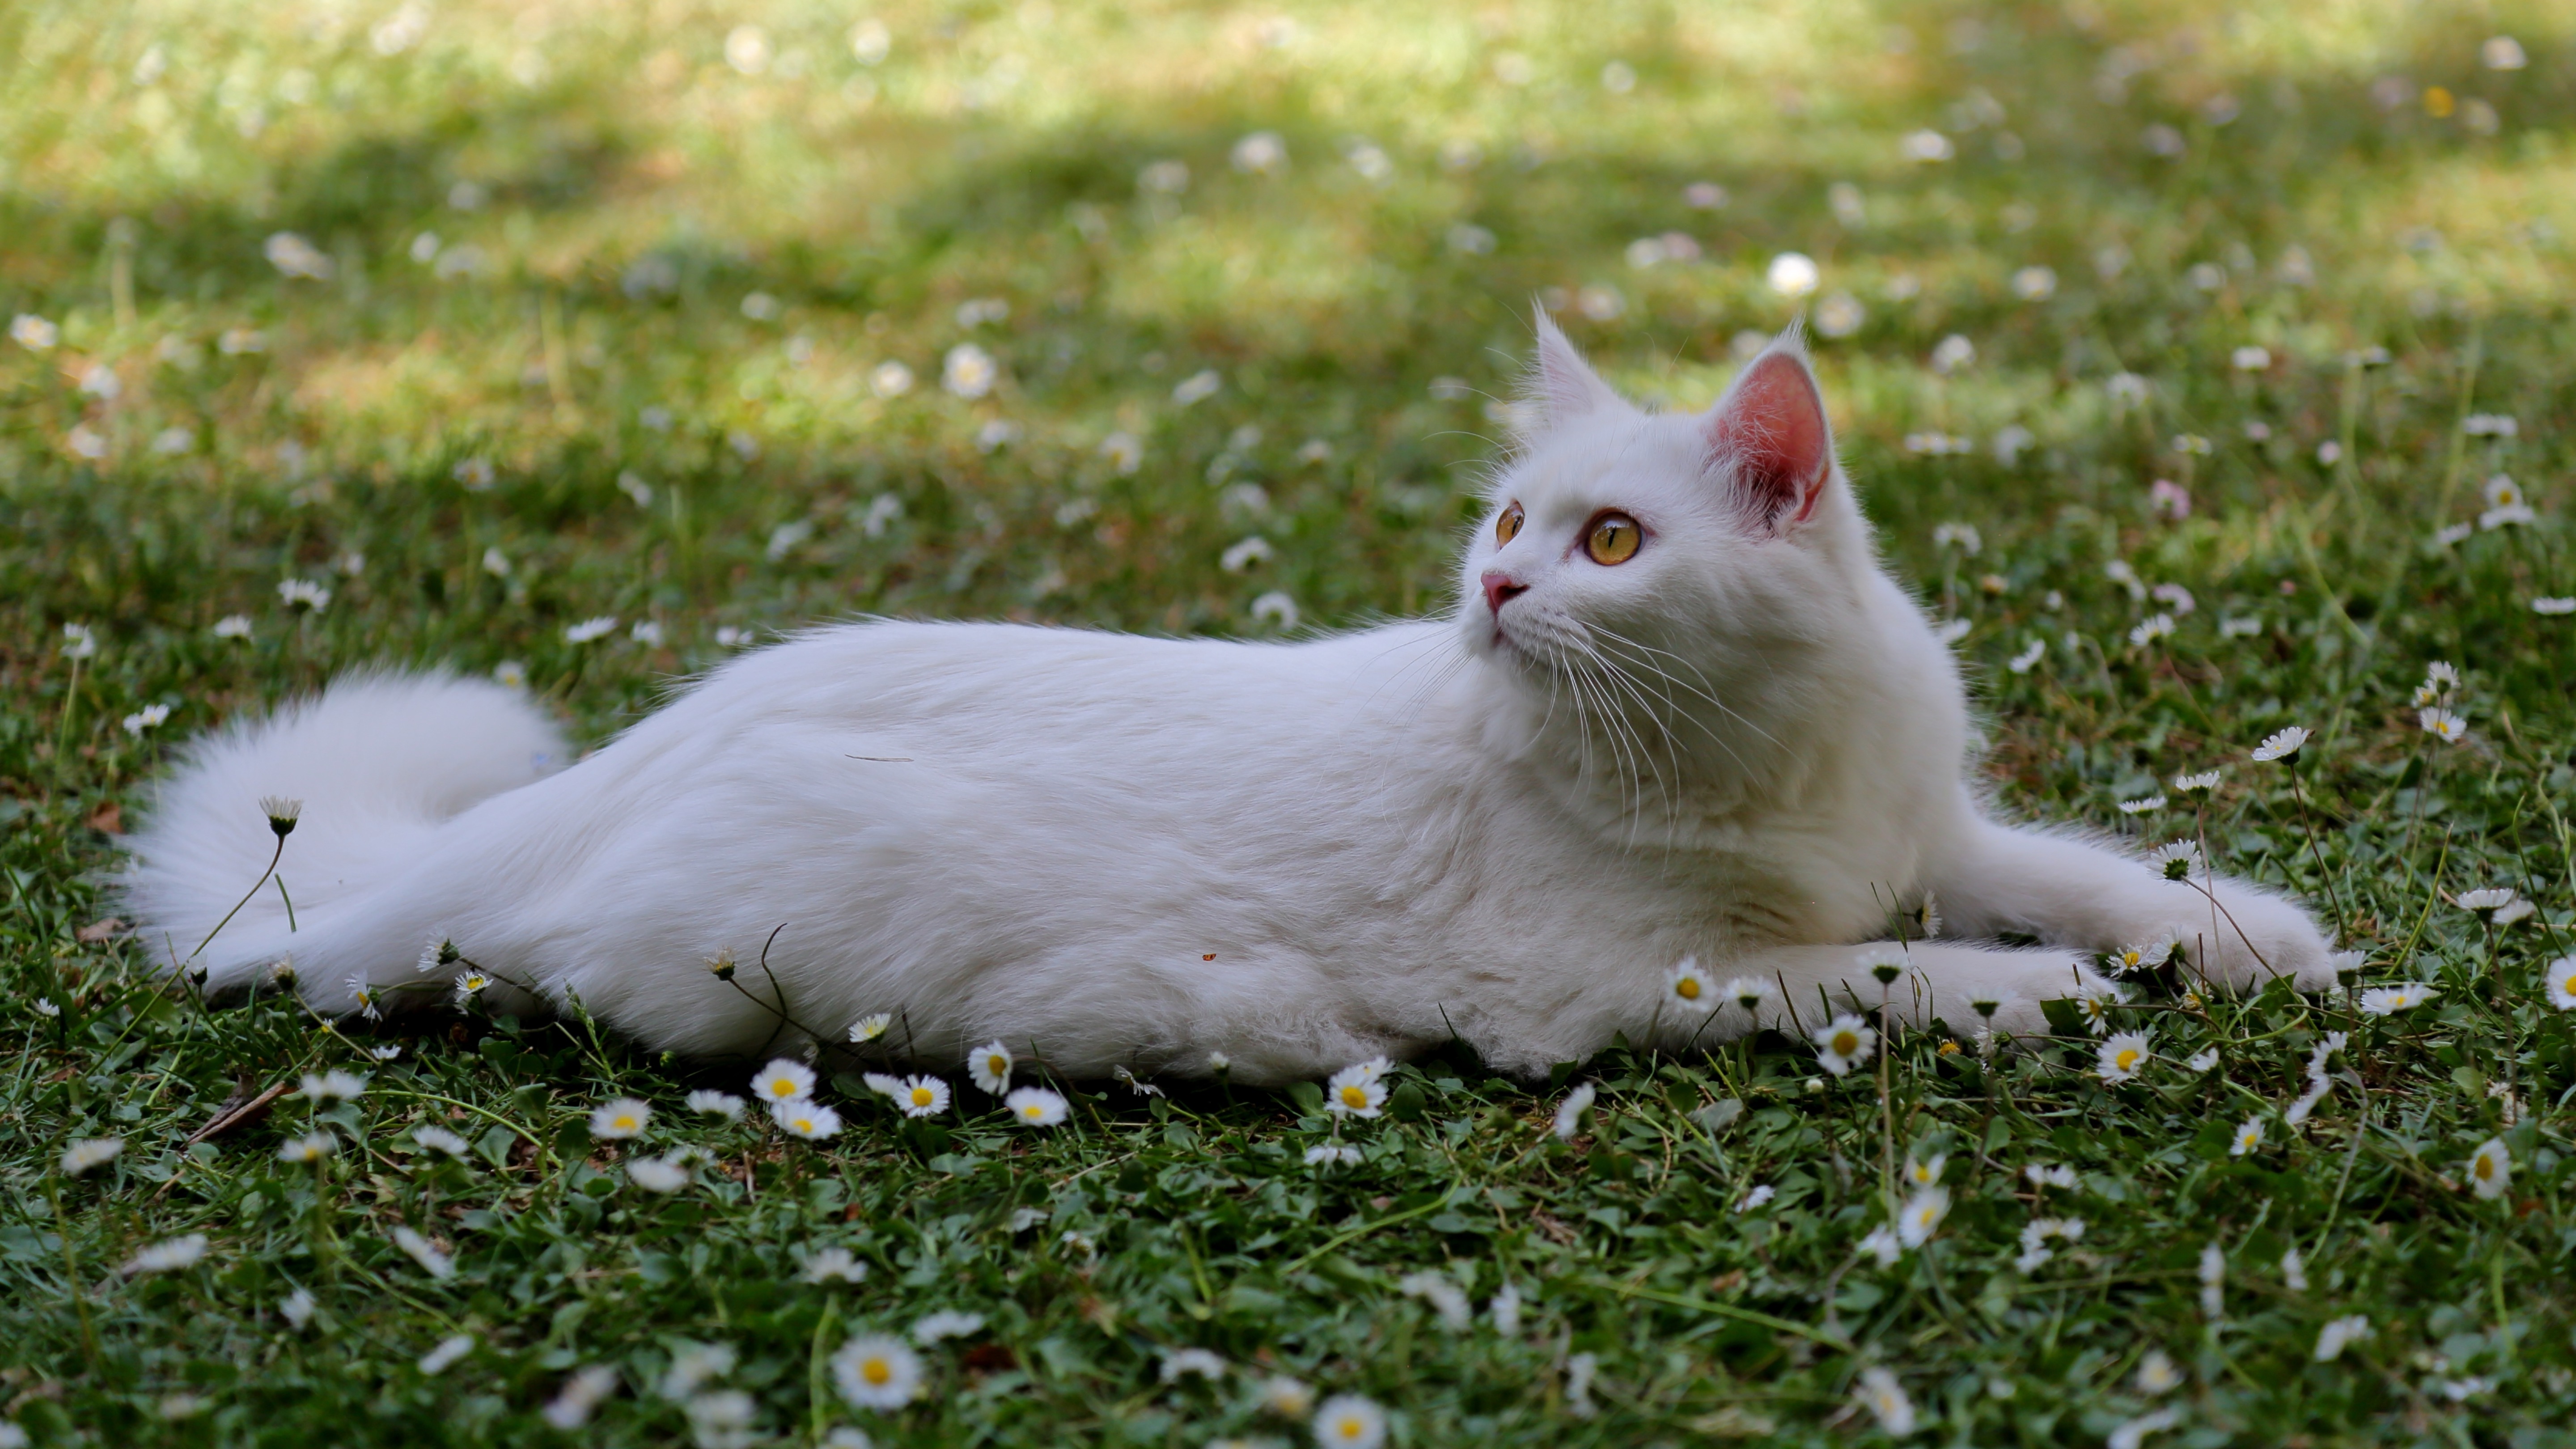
[1481,571,1529,618]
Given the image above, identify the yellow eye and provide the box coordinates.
[1585,512,1641,564]
[1494,501,1524,545]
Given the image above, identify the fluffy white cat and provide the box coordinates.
[125,320,2331,1084]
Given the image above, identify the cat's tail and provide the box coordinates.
[122,671,568,995]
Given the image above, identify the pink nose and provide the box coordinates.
[1482,571,1529,618]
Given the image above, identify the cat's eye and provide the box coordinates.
[1494,501,1525,546]
[1585,511,1642,565]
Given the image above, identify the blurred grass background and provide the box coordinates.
[7,2,2576,1445]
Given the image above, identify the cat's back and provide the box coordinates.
[660,617,1474,782]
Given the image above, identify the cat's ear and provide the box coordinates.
[1703,326,1836,531]
[1521,308,1625,433]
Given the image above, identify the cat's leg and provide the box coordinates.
[1683,939,2109,1046]
[1925,807,2334,991]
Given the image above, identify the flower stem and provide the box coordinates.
[189,834,287,962]
[2288,763,2351,936]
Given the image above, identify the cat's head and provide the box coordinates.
[1455,315,1877,718]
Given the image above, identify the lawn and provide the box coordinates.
[5,0,2576,1443]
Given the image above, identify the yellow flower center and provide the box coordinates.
[1022,1105,1044,1119]
[770,1079,794,1097]
[1832,1032,1858,1055]
[862,1358,891,1386]
[1337,1419,1364,1438]
[910,1088,933,1107]
[1676,978,1700,1000]
[614,1115,637,1131]
[2116,1049,2141,1072]
[1339,1085,1368,1108]
[2562,973,2576,994]
[2475,1157,2494,1179]
[987,1055,1005,1073]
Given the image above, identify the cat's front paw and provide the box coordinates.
[2121,881,2333,992]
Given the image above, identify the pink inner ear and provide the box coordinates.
[1705,352,1832,527]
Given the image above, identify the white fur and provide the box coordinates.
[123,324,2330,1083]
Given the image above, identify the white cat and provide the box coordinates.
[125,320,2330,1085]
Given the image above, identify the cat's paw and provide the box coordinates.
[2115,881,2333,992]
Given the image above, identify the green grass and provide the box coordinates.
[7,0,2576,1443]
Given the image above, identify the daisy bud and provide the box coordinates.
[259,795,303,838]
[706,949,737,982]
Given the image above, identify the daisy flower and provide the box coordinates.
[279,1288,316,1329]
[589,1098,650,1140]
[1004,1086,1068,1127]
[1259,1375,1314,1418]
[847,1013,891,1044]
[830,1335,922,1410]
[1312,1394,1387,1449]
[419,1335,475,1375]
[2465,1138,2511,1199]
[627,1157,691,1193]
[1895,1186,1950,1248]
[801,1246,869,1284]
[2118,794,2166,815]
[2228,1117,2264,1156]
[1491,1281,1523,1334]
[1857,1226,1902,1266]
[542,1366,619,1430]
[2359,983,2436,1016]
[1737,1184,1775,1211]
[1327,1062,1389,1118]
[2314,1315,2371,1362]
[2186,1048,2220,1073]
[1813,1014,1876,1076]
[2108,1407,2181,1449]
[1159,1347,1227,1382]
[774,1099,844,1139]
[1904,1153,1945,1187]
[301,1069,367,1103]
[450,970,491,1008]
[2097,1031,2152,1084]
[911,1310,984,1345]
[1666,956,1717,1013]
[894,1077,949,1119]
[2144,842,2203,881]
[391,1225,454,1280]
[2545,956,2576,1010]
[1854,945,1910,985]
[1551,1082,1596,1139]
[752,1059,815,1105]
[1722,975,1776,1017]
[1304,1144,1362,1167]
[2281,1248,2307,1291]
[124,1235,210,1276]
[2025,1163,2077,1191]
[2251,725,2309,763]
[861,1072,905,1099]
[2198,1243,2225,1318]
[2134,1349,2183,1395]
[687,1090,746,1120]
[2411,701,2473,737]
[2128,614,2176,648]
[2107,943,2171,974]
[277,1132,336,1164]
[61,1138,123,1176]
[1398,1271,1473,1329]
[965,1040,1014,1094]
[2172,770,2221,793]
[2073,981,2126,1034]
[412,1125,470,1157]
[1855,1368,1914,1436]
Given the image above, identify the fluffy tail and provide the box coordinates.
[123,672,568,991]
